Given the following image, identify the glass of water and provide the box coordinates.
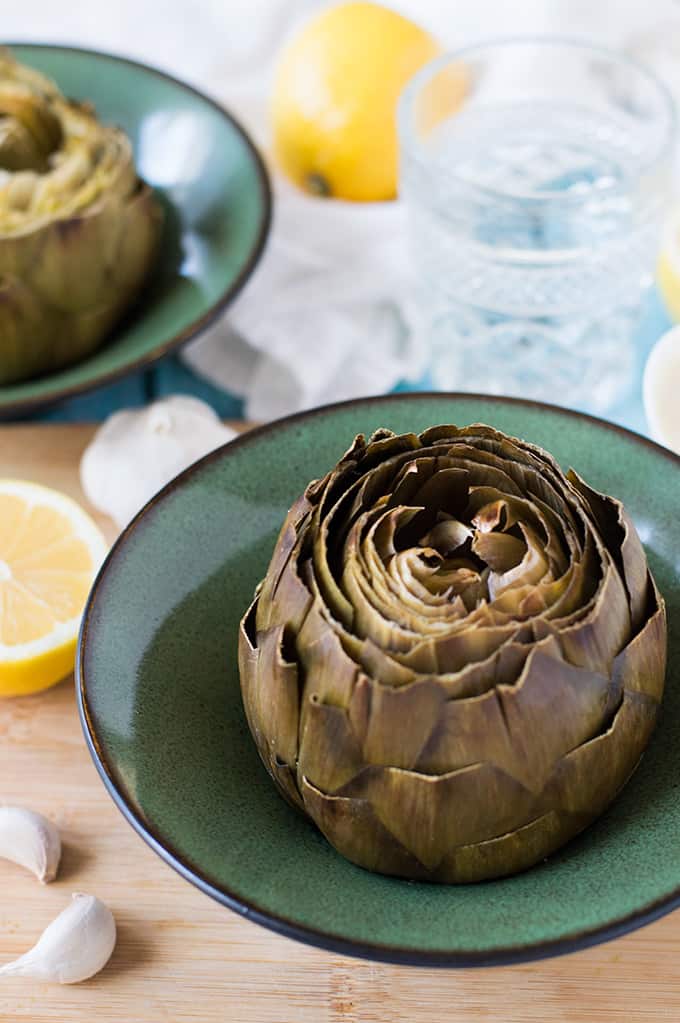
[398,39,677,412]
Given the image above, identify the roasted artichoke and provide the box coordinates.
[0,50,161,385]
[239,424,667,883]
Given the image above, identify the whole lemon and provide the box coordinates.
[271,1,443,201]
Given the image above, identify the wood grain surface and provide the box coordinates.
[1,422,680,1022]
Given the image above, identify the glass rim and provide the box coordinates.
[398,35,678,205]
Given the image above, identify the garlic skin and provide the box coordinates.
[0,894,116,984]
[80,395,236,528]
[0,808,61,883]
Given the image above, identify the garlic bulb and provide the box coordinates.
[80,395,236,528]
[0,894,116,984]
[0,807,61,883]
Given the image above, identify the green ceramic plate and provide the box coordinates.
[77,394,680,967]
[1,44,271,419]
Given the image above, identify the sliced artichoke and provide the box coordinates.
[0,49,162,385]
[239,424,667,883]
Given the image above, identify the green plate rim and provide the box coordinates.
[76,392,680,967]
[1,42,272,419]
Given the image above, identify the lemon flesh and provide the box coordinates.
[0,480,107,697]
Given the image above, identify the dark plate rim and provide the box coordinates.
[0,42,272,419]
[76,392,680,968]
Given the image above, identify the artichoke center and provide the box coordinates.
[412,511,529,607]
[0,85,62,172]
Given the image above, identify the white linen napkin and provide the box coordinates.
[182,182,425,420]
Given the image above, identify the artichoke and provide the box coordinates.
[239,424,667,883]
[0,50,162,385]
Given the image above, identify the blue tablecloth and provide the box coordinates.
[35,291,672,437]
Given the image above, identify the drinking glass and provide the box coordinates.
[398,39,677,412]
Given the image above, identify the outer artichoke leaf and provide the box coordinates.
[567,468,649,631]
[349,674,446,768]
[269,761,306,814]
[418,424,467,445]
[334,761,539,869]
[253,625,300,768]
[612,574,667,703]
[238,606,303,810]
[253,494,312,624]
[543,689,659,817]
[415,637,611,792]
[437,809,590,884]
[297,699,365,793]
[257,546,312,634]
[358,431,421,470]
[238,596,260,736]
[300,775,432,880]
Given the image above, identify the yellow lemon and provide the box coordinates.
[271,1,463,201]
[0,480,107,697]
[658,214,680,322]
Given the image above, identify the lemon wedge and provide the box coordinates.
[0,480,107,697]
[658,215,680,323]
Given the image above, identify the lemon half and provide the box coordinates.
[0,480,107,697]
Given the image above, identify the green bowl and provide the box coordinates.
[77,394,680,967]
[0,44,271,419]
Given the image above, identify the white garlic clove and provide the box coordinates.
[0,893,116,984]
[0,807,61,883]
[80,394,236,529]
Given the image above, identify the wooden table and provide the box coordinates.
[2,422,680,1022]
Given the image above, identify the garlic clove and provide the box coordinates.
[0,893,116,984]
[80,395,236,529]
[0,807,61,883]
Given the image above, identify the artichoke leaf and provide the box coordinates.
[567,468,649,631]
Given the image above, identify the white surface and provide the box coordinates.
[643,325,680,452]
[6,1,680,418]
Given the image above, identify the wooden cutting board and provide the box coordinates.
[2,421,680,1023]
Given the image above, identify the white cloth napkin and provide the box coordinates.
[182,183,424,420]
